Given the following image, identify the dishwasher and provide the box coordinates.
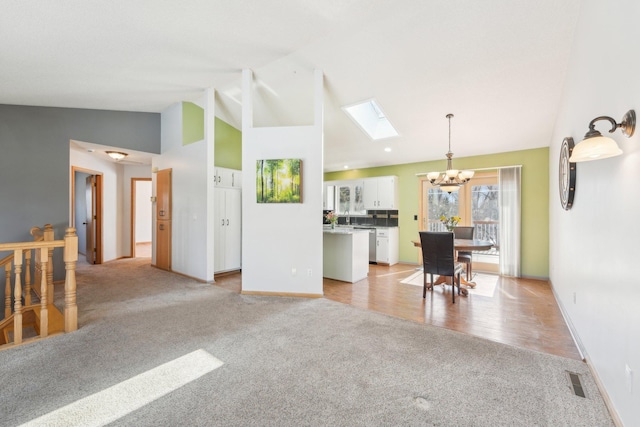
[354,226,377,263]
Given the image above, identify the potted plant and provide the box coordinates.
[325,211,339,229]
[439,215,461,232]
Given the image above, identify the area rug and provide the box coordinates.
[400,270,498,298]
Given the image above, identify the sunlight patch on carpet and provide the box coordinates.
[20,349,224,427]
[400,271,498,298]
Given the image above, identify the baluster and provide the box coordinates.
[24,250,32,306]
[63,228,78,332]
[4,261,11,318]
[39,247,48,337]
[44,224,54,305]
[34,248,41,300]
[13,250,23,345]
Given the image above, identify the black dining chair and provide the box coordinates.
[453,226,474,281]
[419,231,464,303]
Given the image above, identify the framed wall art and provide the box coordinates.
[256,159,302,203]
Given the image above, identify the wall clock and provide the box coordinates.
[559,137,576,210]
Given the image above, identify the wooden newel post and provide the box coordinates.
[63,227,78,333]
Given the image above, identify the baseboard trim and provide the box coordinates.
[585,355,624,427]
[241,290,323,298]
[549,280,622,425]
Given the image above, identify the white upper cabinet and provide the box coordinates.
[323,182,336,210]
[336,180,365,216]
[214,167,242,188]
[363,176,398,210]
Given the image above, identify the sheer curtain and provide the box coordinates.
[498,167,521,277]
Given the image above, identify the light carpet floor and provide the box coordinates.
[400,271,498,298]
[0,258,613,426]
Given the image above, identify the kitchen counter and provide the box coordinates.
[323,227,369,283]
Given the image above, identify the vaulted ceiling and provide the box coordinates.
[0,0,581,171]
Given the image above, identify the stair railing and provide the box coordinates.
[0,227,78,345]
[29,224,55,305]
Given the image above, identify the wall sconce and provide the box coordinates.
[569,110,635,162]
[106,151,128,161]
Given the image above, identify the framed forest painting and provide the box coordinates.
[256,159,302,203]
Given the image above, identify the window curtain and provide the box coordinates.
[498,167,521,277]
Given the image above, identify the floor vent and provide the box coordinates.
[566,371,587,398]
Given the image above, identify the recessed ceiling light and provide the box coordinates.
[342,99,399,140]
[384,147,392,152]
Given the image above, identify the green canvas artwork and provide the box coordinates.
[256,159,302,203]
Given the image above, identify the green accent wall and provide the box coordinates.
[325,147,550,279]
[215,117,242,169]
[182,102,204,145]
[180,101,241,168]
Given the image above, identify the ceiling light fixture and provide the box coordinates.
[106,151,128,161]
[426,114,474,193]
[569,110,635,162]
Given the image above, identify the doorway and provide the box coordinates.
[131,178,152,258]
[71,166,103,264]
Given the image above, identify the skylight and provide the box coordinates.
[343,99,399,140]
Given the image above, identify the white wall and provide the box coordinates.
[134,180,152,242]
[241,69,323,296]
[156,100,215,281]
[71,150,153,260]
[549,0,640,423]
[123,166,152,253]
[70,149,120,262]
[74,170,90,255]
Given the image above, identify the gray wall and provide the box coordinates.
[0,104,160,280]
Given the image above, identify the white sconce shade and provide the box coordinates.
[570,110,635,163]
[568,136,622,162]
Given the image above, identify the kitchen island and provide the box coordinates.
[323,227,370,283]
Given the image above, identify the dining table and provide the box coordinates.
[411,238,493,290]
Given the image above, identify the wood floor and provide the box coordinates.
[213,263,582,361]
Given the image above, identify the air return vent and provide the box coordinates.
[566,371,586,398]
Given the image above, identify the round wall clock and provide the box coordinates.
[559,137,576,210]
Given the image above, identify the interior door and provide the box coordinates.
[225,189,242,270]
[85,175,96,264]
[155,169,172,270]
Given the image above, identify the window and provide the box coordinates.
[420,172,499,272]
[342,99,399,140]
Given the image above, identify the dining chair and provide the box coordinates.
[453,226,474,281]
[419,231,463,303]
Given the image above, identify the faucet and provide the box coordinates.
[345,210,350,225]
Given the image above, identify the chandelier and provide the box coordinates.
[426,114,474,193]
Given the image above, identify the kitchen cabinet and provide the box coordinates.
[323,229,369,283]
[214,187,242,273]
[323,182,336,210]
[375,227,399,265]
[363,176,398,210]
[214,167,242,188]
[336,180,365,216]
